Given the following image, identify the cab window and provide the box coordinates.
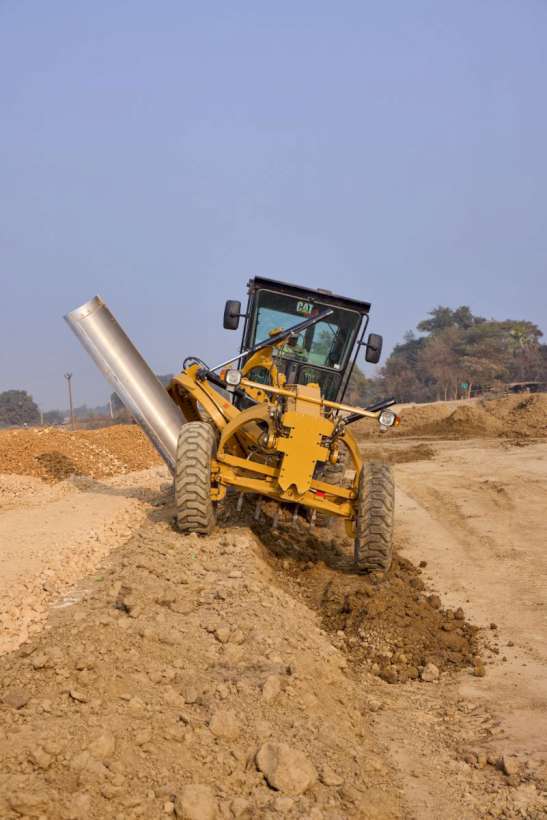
[253,290,360,370]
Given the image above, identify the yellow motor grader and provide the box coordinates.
[165,277,399,571]
[66,277,399,571]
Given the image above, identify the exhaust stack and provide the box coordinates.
[64,296,184,472]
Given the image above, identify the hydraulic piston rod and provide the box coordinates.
[64,296,184,472]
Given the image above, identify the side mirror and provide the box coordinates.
[223,300,241,330]
[364,332,383,364]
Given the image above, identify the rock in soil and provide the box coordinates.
[174,784,218,819]
[256,742,318,795]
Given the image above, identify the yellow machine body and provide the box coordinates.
[166,324,391,535]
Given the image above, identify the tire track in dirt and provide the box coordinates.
[388,439,547,812]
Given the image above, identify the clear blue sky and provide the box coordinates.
[1,1,546,410]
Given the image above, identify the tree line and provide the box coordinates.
[3,324,545,428]
[0,391,111,427]
[0,390,40,427]
[361,306,547,404]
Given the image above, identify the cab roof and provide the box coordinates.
[247,276,371,315]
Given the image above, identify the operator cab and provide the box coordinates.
[223,277,382,403]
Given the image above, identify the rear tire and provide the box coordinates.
[354,461,394,572]
[175,422,217,534]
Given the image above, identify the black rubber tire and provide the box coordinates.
[354,461,394,572]
[175,421,217,535]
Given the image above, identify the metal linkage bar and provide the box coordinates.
[239,378,385,420]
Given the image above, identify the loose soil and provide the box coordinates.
[237,505,480,684]
[0,425,161,482]
[0,514,404,820]
[0,404,546,818]
[0,468,167,654]
[359,393,547,440]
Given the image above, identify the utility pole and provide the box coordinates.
[64,372,75,430]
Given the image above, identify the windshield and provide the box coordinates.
[252,290,361,370]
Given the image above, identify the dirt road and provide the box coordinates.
[374,437,547,817]
[0,414,546,818]
[396,439,547,753]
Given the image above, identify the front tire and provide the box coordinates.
[175,422,217,534]
[354,461,394,572]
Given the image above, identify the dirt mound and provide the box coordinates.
[0,473,71,510]
[0,425,161,481]
[481,393,547,437]
[311,556,480,682]
[252,517,480,684]
[360,393,547,440]
[0,510,403,820]
[431,404,505,437]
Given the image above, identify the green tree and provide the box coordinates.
[417,305,485,334]
[505,320,544,381]
[454,323,509,397]
[380,333,431,402]
[0,390,40,427]
[418,327,464,400]
[372,306,546,403]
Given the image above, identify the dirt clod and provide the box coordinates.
[3,688,31,709]
[88,731,116,761]
[256,742,318,795]
[501,756,520,777]
[320,764,344,786]
[262,674,283,702]
[421,662,440,682]
[174,784,218,820]
[209,709,241,741]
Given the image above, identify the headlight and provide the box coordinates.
[379,410,397,428]
[225,368,242,386]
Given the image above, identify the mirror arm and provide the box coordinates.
[358,338,379,353]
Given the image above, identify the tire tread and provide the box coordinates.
[354,461,394,572]
[175,421,216,535]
